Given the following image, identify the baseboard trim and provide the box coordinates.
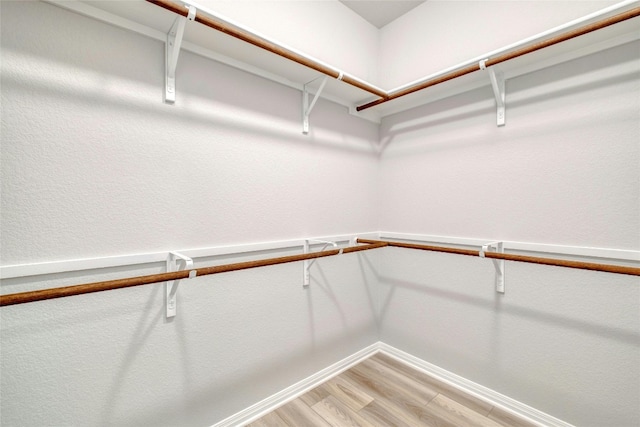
[378,343,575,427]
[214,341,574,427]
[212,342,382,427]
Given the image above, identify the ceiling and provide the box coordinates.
[339,1,426,28]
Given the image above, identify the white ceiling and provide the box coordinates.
[339,1,426,28]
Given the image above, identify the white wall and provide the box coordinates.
[199,0,380,83]
[377,36,640,427]
[2,1,639,427]
[379,41,639,248]
[0,1,380,265]
[0,1,380,425]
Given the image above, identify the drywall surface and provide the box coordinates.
[1,252,381,426]
[378,0,621,89]
[2,1,639,426]
[378,249,639,426]
[0,1,379,426]
[379,41,639,249]
[199,0,380,84]
[377,40,640,426]
[0,1,379,265]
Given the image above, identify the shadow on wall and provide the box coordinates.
[308,248,384,329]
[376,259,640,425]
[95,305,376,426]
[378,40,639,154]
[306,251,381,352]
[308,264,349,344]
[1,50,378,156]
[0,250,381,427]
[1,2,379,157]
[378,275,639,345]
[98,284,167,427]
[356,252,382,330]
[115,251,379,426]
[175,50,380,155]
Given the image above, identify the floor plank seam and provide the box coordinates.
[240,343,573,427]
[249,354,540,427]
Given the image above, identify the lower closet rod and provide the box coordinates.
[0,241,388,307]
[357,239,640,276]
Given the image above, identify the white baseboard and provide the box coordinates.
[212,342,381,427]
[213,341,574,427]
[378,343,575,427]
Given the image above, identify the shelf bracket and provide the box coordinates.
[165,4,196,104]
[303,239,340,287]
[302,76,329,134]
[166,251,196,318]
[479,242,505,294]
[480,60,505,127]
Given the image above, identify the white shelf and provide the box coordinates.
[46,0,639,122]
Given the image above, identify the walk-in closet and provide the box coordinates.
[1,1,638,426]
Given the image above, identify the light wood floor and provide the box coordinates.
[247,353,538,427]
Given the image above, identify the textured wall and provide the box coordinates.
[378,41,639,249]
[1,253,381,426]
[377,249,639,426]
[0,1,379,426]
[1,1,639,426]
[0,1,379,265]
[377,39,640,426]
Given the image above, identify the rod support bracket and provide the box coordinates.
[303,239,338,287]
[480,59,506,127]
[165,4,196,104]
[480,242,505,293]
[166,251,195,318]
[302,76,329,134]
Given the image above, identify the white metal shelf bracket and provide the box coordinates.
[165,5,196,104]
[302,76,329,134]
[166,251,196,318]
[303,239,340,287]
[479,242,505,293]
[480,59,506,127]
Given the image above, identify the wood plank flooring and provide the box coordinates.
[247,353,539,427]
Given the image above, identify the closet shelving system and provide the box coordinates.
[1,0,639,308]
[48,0,640,125]
[1,237,639,307]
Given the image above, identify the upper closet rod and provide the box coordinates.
[146,0,388,99]
[0,241,387,307]
[356,4,640,111]
[357,239,640,276]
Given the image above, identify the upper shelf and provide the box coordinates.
[47,0,640,122]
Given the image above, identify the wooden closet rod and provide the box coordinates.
[357,239,640,276]
[145,0,389,99]
[3,236,636,306]
[0,242,387,307]
[146,1,637,112]
[356,6,640,111]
